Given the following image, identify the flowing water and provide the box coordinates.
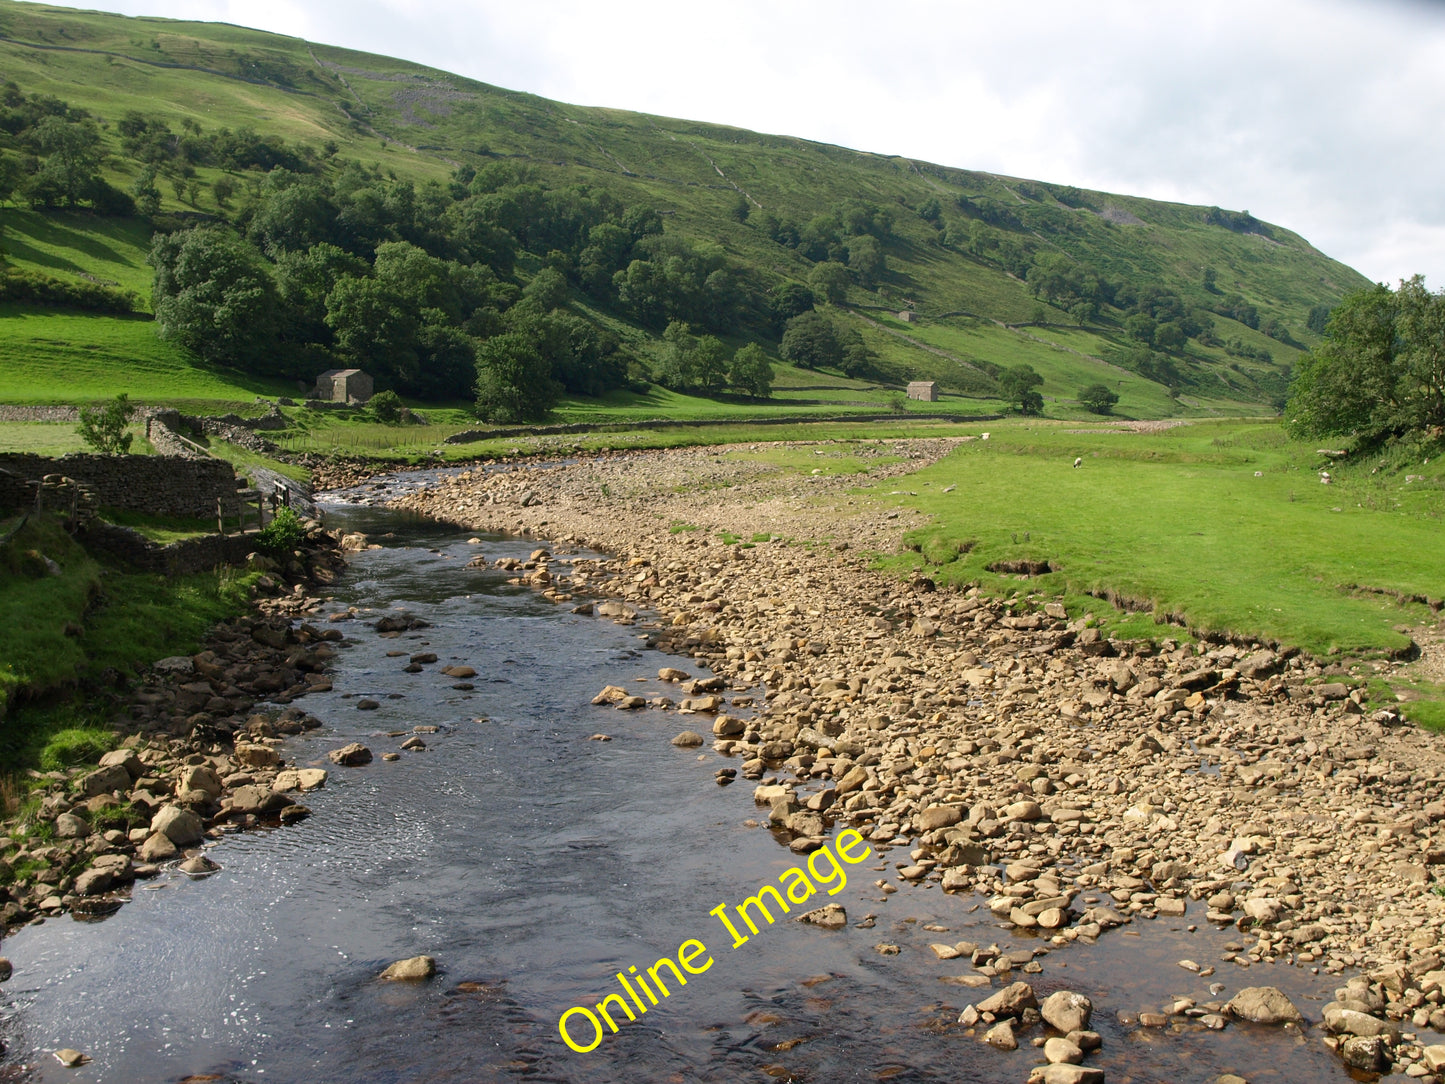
[0,497,1375,1082]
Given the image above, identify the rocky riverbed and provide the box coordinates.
[0,521,351,945]
[391,437,1445,1080]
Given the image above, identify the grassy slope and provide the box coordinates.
[0,303,293,404]
[0,0,1370,416]
[868,420,1444,659]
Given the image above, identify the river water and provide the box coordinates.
[0,497,1370,1082]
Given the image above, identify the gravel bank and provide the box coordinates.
[393,438,1445,1077]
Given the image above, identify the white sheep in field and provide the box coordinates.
[1073,457,1083,469]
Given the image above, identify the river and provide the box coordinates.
[0,494,1368,1082]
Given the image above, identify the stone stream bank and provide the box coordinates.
[0,522,351,943]
[391,438,1445,1082]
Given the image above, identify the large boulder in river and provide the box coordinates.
[151,804,205,846]
[1041,990,1093,1033]
[976,981,1038,1019]
[380,955,436,981]
[328,743,372,766]
[1227,986,1304,1025]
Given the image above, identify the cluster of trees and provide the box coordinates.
[1025,252,1117,324]
[146,160,775,410]
[1286,275,1445,445]
[0,84,320,213]
[653,322,773,398]
[778,310,877,379]
[757,201,892,288]
[0,84,132,212]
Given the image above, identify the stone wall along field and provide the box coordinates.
[0,453,243,519]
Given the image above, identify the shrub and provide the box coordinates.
[255,505,305,557]
[368,389,404,424]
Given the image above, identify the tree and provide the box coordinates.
[1285,276,1445,443]
[150,227,280,371]
[1124,313,1156,345]
[846,235,885,287]
[656,321,726,393]
[76,393,136,453]
[808,261,851,305]
[727,343,773,398]
[1079,383,1120,415]
[779,310,843,370]
[769,282,814,330]
[474,331,559,423]
[129,165,161,216]
[999,364,1044,414]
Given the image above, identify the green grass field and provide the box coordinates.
[0,305,293,404]
[865,420,1443,663]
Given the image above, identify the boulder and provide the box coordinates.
[81,763,132,798]
[797,904,847,929]
[671,732,704,747]
[178,854,221,877]
[976,981,1038,1018]
[1042,990,1093,1033]
[328,743,373,767]
[228,785,293,815]
[151,804,205,846]
[380,955,436,981]
[234,743,281,769]
[54,812,89,840]
[178,765,223,799]
[138,831,179,862]
[1226,986,1304,1025]
[983,1020,1016,1050]
[1339,1035,1391,1072]
[1040,1067,1105,1084]
[97,749,143,780]
[1044,1037,1083,1065]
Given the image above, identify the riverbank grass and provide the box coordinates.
[864,418,1443,697]
[0,513,260,770]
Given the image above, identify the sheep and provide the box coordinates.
[1073,457,1083,469]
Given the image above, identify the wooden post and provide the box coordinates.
[257,492,266,529]
[216,498,225,536]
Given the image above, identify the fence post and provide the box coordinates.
[216,498,225,536]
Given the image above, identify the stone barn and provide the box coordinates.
[906,380,938,402]
[897,310,916,323]
[314,369,374,404]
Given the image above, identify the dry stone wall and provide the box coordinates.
[0,467,35,513]
[80,522,257,575]
[0,453,242,518]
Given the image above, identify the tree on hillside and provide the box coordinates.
[769,282,815,330]
[808,261,851,305]
[727,343,774,398]
[999,364,1044,414]
[150,226,280,371]
[1285,276,1445,444]
[1079,383,1120,415]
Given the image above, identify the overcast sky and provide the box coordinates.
[64,0,1445,287]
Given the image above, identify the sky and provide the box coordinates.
[59,0,1445,287]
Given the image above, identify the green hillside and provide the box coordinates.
[0,0,1371,416]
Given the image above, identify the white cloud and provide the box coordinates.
[60,0,1445,287]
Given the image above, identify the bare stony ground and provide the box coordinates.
[394,438,1445,1079]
